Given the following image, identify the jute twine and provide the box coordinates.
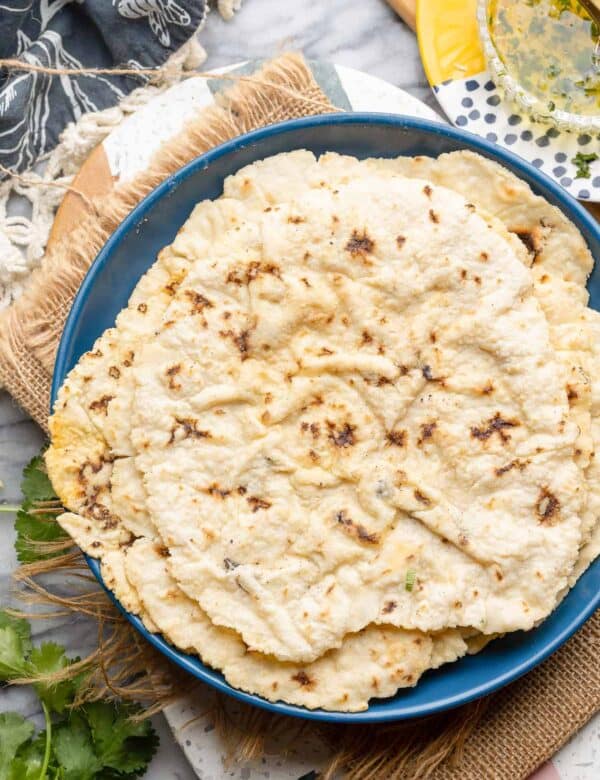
[0,53,598,779]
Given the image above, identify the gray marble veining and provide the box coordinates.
[202,0,439,113]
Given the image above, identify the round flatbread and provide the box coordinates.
[46,176,469,711]
[225,148,599,574]
[130,170,583,662]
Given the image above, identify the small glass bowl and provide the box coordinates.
[476,0,600,134]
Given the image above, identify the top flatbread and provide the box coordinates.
[130,169,583,662]
[45,183,470,711]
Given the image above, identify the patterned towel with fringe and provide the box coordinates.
[0,0,208,173]
[0,0,245,311]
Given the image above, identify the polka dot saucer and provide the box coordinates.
[417,0,600,202]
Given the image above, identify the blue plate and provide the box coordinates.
[52,114,600,723]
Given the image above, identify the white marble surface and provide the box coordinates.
[0,1,597,778]
[200,0,438,113]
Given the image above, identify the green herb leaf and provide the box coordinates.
[7,754,46,780]
[0,610,32,656]
[8,728,51,780]
[30,642,80,714]
[14,507,70,564]
[13,453,69,564]
[405,568,417,592]
[0,612,82,716]
[84,702,158,775]
[21,454,56,504]
[53,713,102,780]
[1,478,158,780]
[0,610,32,679]
[572,151,599,178]
[0,713,35,776]
[0,617,158,780]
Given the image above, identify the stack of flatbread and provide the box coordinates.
[46,150,600,712]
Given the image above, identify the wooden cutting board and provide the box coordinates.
[48,145,113,248]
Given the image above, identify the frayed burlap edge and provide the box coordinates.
[0,51,338,430]
[1,51,598,779]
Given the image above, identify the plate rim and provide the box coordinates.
[52,112,600,724]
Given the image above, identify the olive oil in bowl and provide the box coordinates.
[477,0,600,132]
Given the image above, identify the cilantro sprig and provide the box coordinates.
[0,610,158,779]
[0,453,71,563]
[0,452,158,777]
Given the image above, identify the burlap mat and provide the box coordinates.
[0,52,597,779]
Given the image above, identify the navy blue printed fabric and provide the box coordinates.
[0,0,207,173]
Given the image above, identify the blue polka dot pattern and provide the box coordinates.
[484,113,496,124]
[504,134,517,145]
[508,114,522,126]
[555,153,567,163]
[561,177,572,187]
[468,109,480,120]
[536,136,550,147]
[521,130,533,141]
[487,95,501,106]
[553,166,566,177]
[456,115,468,126]
[532,159,544,168]
[486,132,498,142]
[461,97,473,108]
[466,80,479,92]
[578,190,590,199]
[577,135,592,146]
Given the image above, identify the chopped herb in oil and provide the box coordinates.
[488,0,600,116]
[572,151,599,177]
